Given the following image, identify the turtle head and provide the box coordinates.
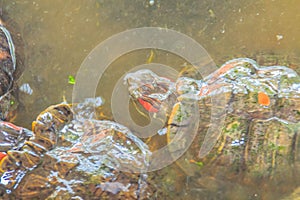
[124,69,175,113]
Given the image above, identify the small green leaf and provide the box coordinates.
[10,100,15,105]
[231,123,239,130]
[277,146,285,151]
[194,161,203,167]
[190,159,204,168]
[68,75,76,85]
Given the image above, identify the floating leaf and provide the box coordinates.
[189,159,204,167]
[146,50,154,64]
[68,75,76,85]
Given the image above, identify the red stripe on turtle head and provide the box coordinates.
[0,152,7,161]
[0,121,23,131]
[138,98,159,113]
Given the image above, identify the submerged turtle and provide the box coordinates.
[0,98,156,199]
[0,20,18,121]
[0,20,157,199]
[125,57,300,198]
[0,19,29,141]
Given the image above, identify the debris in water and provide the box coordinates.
[276,34,283,41]
[149,0,155,6]
[146,50,154,63]
[19,83,33,95]
[208,9,216,18]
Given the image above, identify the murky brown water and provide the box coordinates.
[1,0,299,127]
[1,0,300,199]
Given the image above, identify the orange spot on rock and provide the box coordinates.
[258,92,270,106]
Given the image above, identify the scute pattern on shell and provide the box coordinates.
[0,102,157,199]
[125,58,300,191]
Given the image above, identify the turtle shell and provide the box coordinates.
[163,58,300,197]
[0,104,73,196]
[38,118,154,200]
[0,102,156,199]
[125,57,300,197]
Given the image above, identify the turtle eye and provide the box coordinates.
[141,85,147,90]
[141,84,153,92]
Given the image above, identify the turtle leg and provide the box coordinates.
[31,104,73,152]
[0,104,73,194]
[15,173,56,199]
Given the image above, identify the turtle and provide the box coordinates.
[0,20,35,167]
[0,98,158,199]
[0,19,158,199]
[125,57,300,198]
[0,15,25,122]
[0,20,18,121]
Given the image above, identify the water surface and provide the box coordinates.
[2,0,300,199]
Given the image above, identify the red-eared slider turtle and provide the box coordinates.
[125,57,300,198]
[0,99,156,199]
[0,19,156,199]
[0,20,18,121]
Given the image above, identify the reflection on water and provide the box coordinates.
[2,0,300,126]
[1,0,300,199]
